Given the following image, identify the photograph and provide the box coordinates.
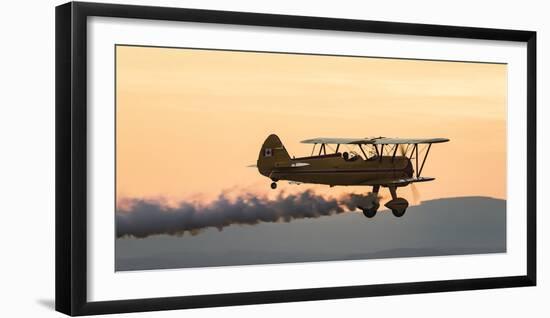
[115,45,507,271]
[0,0,542,317]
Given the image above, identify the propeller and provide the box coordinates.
[398,144,421,204]
[410,182,421,205]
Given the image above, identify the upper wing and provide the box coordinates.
[300,137,370,144]
[372,137,449,145]
[301,137,449,145]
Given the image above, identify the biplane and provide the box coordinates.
[255,134,449,218]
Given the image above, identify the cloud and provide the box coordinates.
[116,190,379,238]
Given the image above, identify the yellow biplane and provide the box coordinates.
[256,134,449,218]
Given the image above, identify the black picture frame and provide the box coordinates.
[55,1,537,316]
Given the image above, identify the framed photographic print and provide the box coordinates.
[55,1,536,316]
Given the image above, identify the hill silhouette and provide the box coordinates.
[116,196,505,271]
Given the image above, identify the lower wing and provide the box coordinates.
[363,176,435,187]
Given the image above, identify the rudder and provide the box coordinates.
[257,134,290,177]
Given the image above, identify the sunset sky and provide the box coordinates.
[115,45,507,206]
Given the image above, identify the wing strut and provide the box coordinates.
[391,144,398,162]
[359,144,367,159]
[417,143,432,177]
[415,144,419,177]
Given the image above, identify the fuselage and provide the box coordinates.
[262,154,413,186]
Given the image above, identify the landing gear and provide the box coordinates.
[385,186,409,217]
[391,205,407,217]
[270,182,277,189]
[360,202,379,218]
[359,185,380,218]
[360,185,409,218]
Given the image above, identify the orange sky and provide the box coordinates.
[116,45,507,205]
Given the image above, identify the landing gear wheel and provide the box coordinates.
[362,208,377,218]
[359,202,379,218]
[391,208,406,217]
[270,182,277,189]
[385,197,408,217]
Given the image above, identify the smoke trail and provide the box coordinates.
[116,190,379,238]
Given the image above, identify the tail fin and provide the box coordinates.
[257,134,291,177]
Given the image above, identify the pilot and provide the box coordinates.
[343,151,360,162]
